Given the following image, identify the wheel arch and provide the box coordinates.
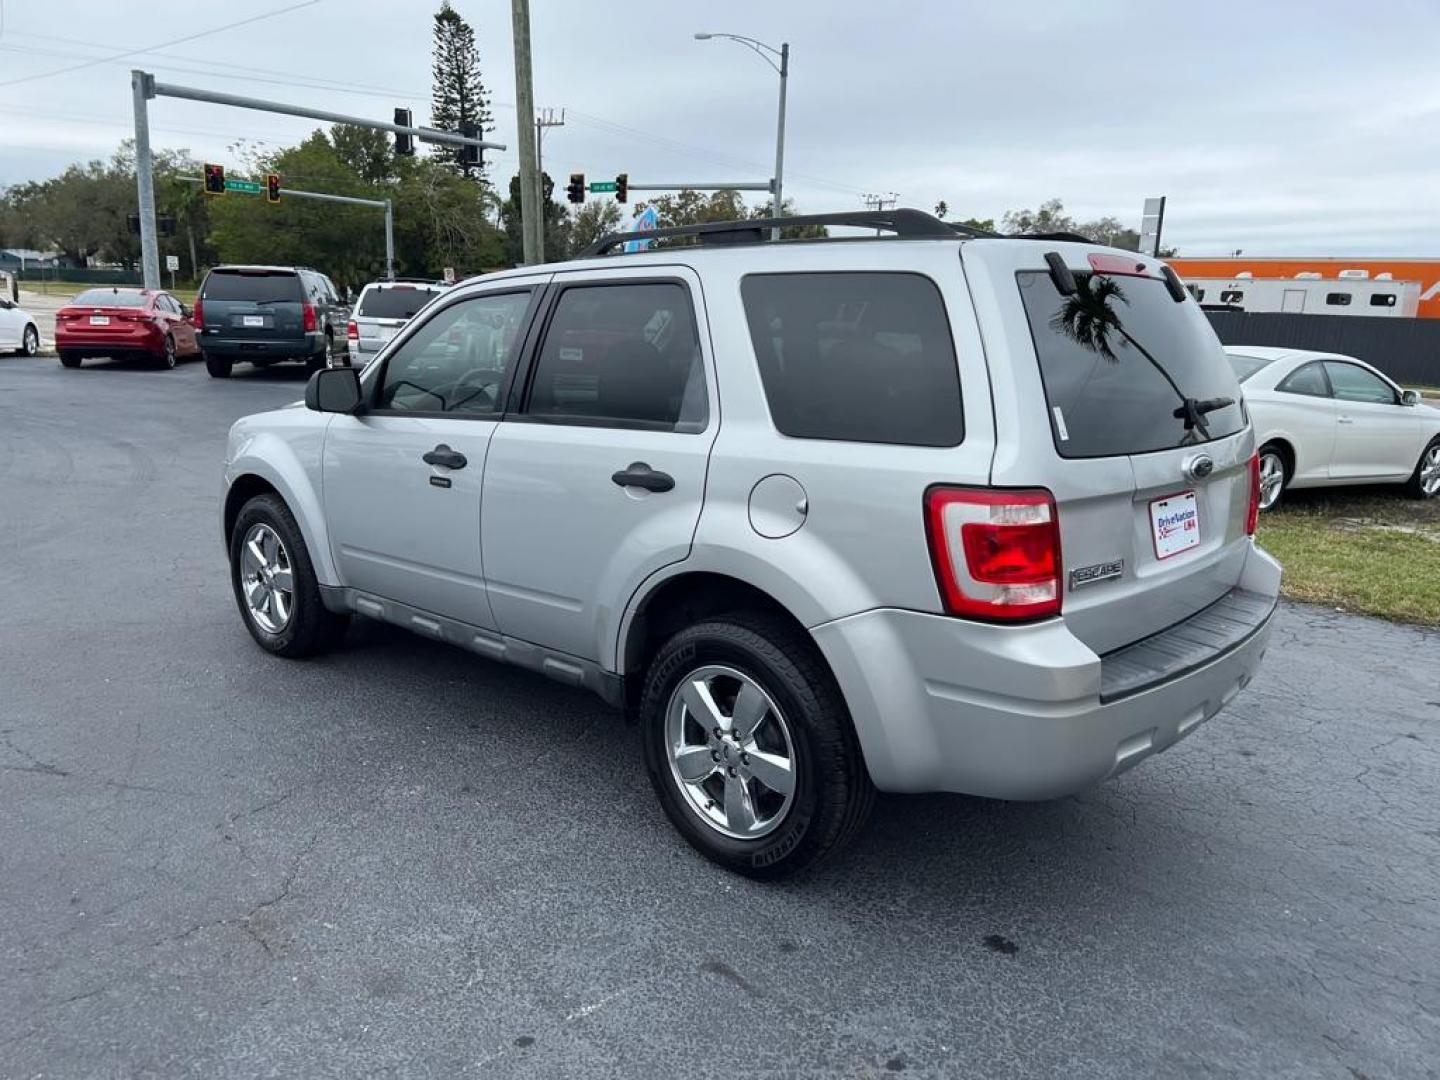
[223,449,339,586]
[1256,434,1296,480]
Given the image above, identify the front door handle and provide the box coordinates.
[1337,416,1355,425]
[422,444,468,469]
[611,462,675,493]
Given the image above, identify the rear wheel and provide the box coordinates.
[229,493,348,658]
[305,350,326,375]
[21,324,39,356]
[640,613,874,879]
[158,335,177,369]
[1257,443,1289,511]
[1406,438,1440,500]
[205,353,233,378]
[59,351,82,369]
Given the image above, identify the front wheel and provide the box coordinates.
[640,614,874,879]
[229,493,348,658]
[1407,438,1440,500]
[1256,444,1289,511]
[21,324,39,356]
[205,354,233,378]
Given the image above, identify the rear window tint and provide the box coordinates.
[74,289,147,307]
[1018,270,1245,458]
[741,272,963,447]
[358,287,443,319]
[203,270,301,303]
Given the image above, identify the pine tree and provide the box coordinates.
[431,1,492,181]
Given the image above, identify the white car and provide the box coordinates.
[0,294,41,356]
[1225,347,1440,509]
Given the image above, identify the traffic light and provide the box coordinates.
[266,173,281,204]
[566,173,585,204]
[615,173,628,204]
[460,121,482,169]
[203,163,225,195]
[394,108,414,156]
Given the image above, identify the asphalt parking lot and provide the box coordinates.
[2,354,1438,1079]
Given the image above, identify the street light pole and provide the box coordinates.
[695,32,790,239]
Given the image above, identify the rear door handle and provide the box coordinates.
[422,444,468,469]
[1337,416,1355,424]
[611,462,675,493]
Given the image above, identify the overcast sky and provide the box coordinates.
[2,0,1438,255]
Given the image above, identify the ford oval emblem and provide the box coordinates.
[1186,454,1215,481]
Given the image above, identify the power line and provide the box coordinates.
[0,0,322,88]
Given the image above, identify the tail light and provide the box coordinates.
[925,487,1062,621]
[192,298,203,328]
[301,301,318,333]
[346,318,358,340]
[1245,452,1261,536]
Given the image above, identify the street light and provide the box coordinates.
[695,31,789,239]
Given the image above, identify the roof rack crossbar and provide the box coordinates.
[579,208,956,257]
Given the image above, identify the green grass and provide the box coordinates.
[1257,490,1440,625]
[20,280,198,305]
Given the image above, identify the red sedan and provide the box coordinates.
[55,288,201,370]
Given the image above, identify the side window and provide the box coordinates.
[375,290,532,414]
[741,271,963,446]
[1325,292,1352,307]
[1220,289,1244,304]
[1276,362,1330,398]
[1370,293,1396,308]
[1324,361,1397,405]
[523,282,707,431]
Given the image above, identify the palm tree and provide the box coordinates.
[1049,274,1127,360]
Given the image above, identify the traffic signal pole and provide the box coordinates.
[131,69,502,288]
[179,178,396,280]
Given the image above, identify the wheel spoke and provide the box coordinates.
[730,681,769,741]
[271,589,290,626]
[245,580,268,610]
[723,773,758,834]
[261,528,279,567]
[744,748,794,797]
[674,745,717,783]
[246,538,266,572]
[271,567,294,593]
[681,678,728,733]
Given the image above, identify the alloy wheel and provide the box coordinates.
[1422,445,1440,497]
[664,664,797,840]
[22,326,38,356]
[163,337,176,368]
[239,523,294,634]
[1258,451,1285,510]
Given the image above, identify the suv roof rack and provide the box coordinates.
[580,208,961,257]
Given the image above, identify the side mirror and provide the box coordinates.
[1401,389,1421,407]
[305,366,363,413]
[179,303,192,319]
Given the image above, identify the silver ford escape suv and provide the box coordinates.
[221,209,1280,878]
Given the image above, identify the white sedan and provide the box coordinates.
[0,294,41,356]
[1225,346,1440,509]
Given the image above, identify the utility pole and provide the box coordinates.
[534,107,565,264]
[131,71,160,290]
[772,43,788,239]
[511,0,541,265]
[862,192,899,235]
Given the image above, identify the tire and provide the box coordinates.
[21,324,39,357]
[305,349,327,375]
[1256,443,1289,512]
[1406,437,1440,500]
[205,353,233,378]
[59,351,82,369]
[229,493,348,658]
[158,335,177,369]
[640,613,874,880]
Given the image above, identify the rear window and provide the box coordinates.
[74,289,147,307]
[1018,270,1246,458]
[1226,353,1275,382]
[358,287,442,319]
[203,270,301,303]
[741,272,963,447]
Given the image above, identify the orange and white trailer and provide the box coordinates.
[1165,257,1440,319]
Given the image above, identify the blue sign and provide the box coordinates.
[623,205,659,253]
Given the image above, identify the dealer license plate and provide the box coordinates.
[89,315,109,325]
[243,315,265,327]
[1150,491,1200,559]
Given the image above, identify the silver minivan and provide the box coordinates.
[222,210,1279,878]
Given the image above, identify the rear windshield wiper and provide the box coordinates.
[1045,251,1232,440]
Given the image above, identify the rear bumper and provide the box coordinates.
[200,332,323,361]
[55,327,163,353]
[812,543,1281,799]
